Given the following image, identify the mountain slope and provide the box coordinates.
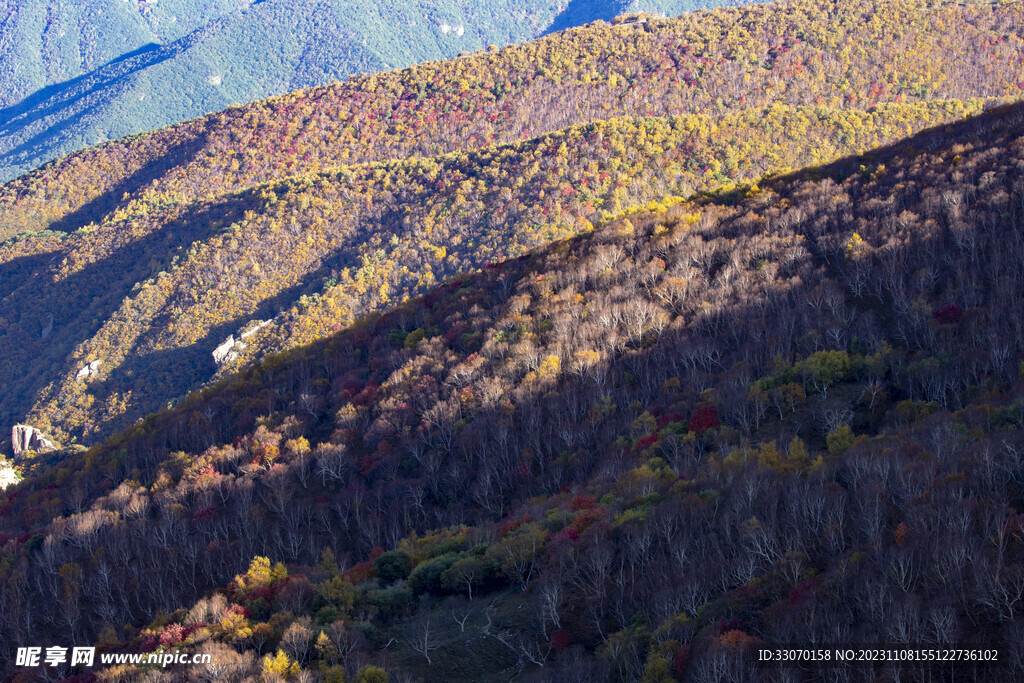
[0,101,992,454]
[1,0,1022,457]
[5,0,1023,235]
[1,98,1023,678]
[0,0,189,107]
[0,0,762,182]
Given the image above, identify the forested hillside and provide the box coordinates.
[0,0,755,182]
[2,98,1023,680]
[2,0,1022,459]
[0,101,992,455]
[5,0,1022,231]
[0,0,215,107]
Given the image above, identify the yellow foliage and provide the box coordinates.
[537,354,561,378]
[262,649,300,679]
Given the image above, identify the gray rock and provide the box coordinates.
[212,320,271,366]
[76,359,103,381]
[11,425,56,458]
[240,319,271,340]
[213,335,245,366]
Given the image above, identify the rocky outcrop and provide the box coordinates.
[0,464,18,490]
[11,425,56,458]
[213,335,245,366]
[240,319,271,340]
[213,321,270,366]
[76,360,102,381]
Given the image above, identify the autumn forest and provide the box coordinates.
[1,0,1024,681]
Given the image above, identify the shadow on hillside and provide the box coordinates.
[45,129,210,234]
[0,250,60,301]
[7,98,1022,458]
[91,97,1024,463]
[753,101,1024,195]
[0,98,117,183]
[0,44,163,136]
[81,255,351,447]
[0,189,251,453]
[543,0,631,35]
[0,30,204,181]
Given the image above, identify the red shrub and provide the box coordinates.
[248,586,275,603]
[673,646,691,676]
[344,560,375,585]
[351,382,379,406]
[570,508,607,534]
[570,495,596,512]
[657,412,686,428]
[636,432,660,449]
[444,322,469,344]
[192,505,217,523]
[358,456,380,477]
[499,514,533,537]
[159,623,185,647]
[688,404,720,433]
[228,603,250,619]
[789,578,816,606]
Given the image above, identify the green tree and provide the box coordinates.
[374,550,412,585]
[441,556,486,599]
[355,665,389,683]
[319,576,355,613]
[826,425,855,455]
[797,350,851,396]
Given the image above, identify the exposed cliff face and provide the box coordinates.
[212,320,270,366]
[212,335,245,366]
[10,425,56,458]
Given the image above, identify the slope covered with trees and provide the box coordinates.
[8,0,1024,235]
[2,0,1023,457]
[0,0,215,108]
[1,94,1024,680]
[5,0,1024,233]
[0,0,758,182]
[0,100,991,453]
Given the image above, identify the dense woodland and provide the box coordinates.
[0,0,748,182]
[2,1,1024,681]
[2,0,1024,457]
[2,94,1024,680]
[0,100,992,454]
[5,0,1024,229]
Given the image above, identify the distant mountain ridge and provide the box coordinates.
[0,0,762,181]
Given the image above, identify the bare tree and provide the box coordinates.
[405,615,439,665]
